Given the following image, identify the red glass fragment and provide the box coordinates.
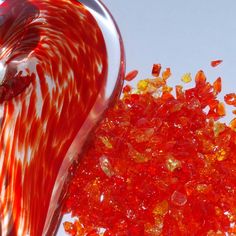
[122,85,132,93]
[211,60,223,67]
[125,70,138,81]
[152,64,161,77]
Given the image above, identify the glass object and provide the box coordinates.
[0,0,124,235]
[60,1,236,235]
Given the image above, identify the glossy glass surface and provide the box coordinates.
[0,0,124,235]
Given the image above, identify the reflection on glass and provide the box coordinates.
[0,0,124,235]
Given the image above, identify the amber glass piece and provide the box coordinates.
[181,73,192,83]
[162,67,171,80]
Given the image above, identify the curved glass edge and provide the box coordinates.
[46,1,125,235]
[80,0,125,101]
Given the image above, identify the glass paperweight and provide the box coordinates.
[0,0,124,235]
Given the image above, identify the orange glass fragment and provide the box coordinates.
[195,70,206,85]
[224,93,236,107]
[162,85,173,93]
[162,67,171,80]
[217,102,226,116]
[230,118,236,131]
[213,77,222,94]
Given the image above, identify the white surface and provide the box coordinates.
[102,0,236,79]
[58,1,236,235]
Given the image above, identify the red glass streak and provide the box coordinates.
[0,0,108,235]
